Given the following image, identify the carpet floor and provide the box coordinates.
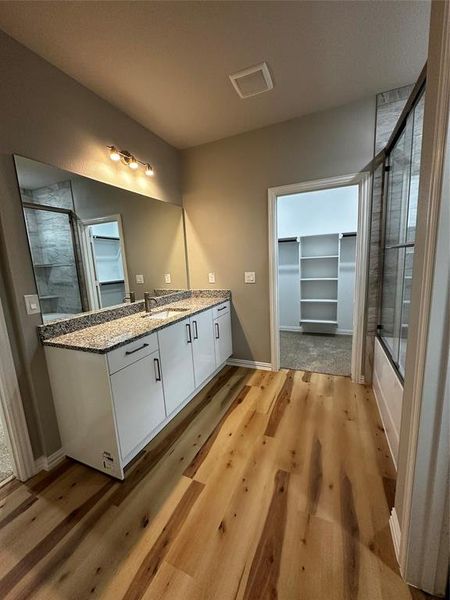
[280,331,352,376]
[0,418,13,482]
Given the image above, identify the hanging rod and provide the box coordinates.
[278,237,300,243]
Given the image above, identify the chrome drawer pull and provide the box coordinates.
[125,343,149,356]
[218,306,227,311]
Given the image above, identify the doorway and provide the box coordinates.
[81,215,130,310]
[268,173,371,382]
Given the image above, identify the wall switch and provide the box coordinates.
[24,294,41,315]
[136,274,144,284]
[245,272,256,284]
[164,273,171,284]
[208,272,216,284]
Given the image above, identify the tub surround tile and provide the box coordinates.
[40,291,231,354]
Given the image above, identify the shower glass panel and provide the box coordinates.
[379,90,425,377]
[23,206,83,322]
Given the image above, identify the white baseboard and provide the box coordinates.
[280,326,352,336]
[389,508,401,563]
[227,358,273,371]
[35,447,65,472]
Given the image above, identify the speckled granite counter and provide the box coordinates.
[41,293,230,354]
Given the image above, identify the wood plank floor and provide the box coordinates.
[0,367,437,599]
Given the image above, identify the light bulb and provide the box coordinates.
[128,156,139,170]
[109,146,121,161]
[145,163,154,177]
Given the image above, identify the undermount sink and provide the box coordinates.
[142,307,188,320]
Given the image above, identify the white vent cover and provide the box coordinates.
[229,62,273,99]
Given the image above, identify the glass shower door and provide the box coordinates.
[379,91,425,377]
[23,206,83,322]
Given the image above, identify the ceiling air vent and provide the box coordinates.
[229,62,273,99]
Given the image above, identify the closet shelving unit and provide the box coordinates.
[299,233,340,327]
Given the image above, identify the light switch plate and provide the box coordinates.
[24,294,41,315]
[208,272,216,284]
[136,274,144,284]
[245,271,256,284]
[164,273,171,284]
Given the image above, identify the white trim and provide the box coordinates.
[397,5,450,596]
[227,358,272,371]
[34,447,65,472]
[0,297,37,481]
[268,173,370,382]
[280,325,352,335]
[389,508,401,561]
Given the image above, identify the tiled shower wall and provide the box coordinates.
[364,84,414,382]
[21,182,83,317]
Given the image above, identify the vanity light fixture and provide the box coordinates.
[107,146,154,176]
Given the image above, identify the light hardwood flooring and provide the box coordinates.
[0,366,437,599]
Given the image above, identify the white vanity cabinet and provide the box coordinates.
[213,301,233,366]
[44,301,233,480]
[190,309,216,387]
[110,348,165,460]
[157,318,196,416]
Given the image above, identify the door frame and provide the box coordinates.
[268,172,371,382]
[79,214,130,310]
[0,296,36,482]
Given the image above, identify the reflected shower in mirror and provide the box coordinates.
[14,155,188,323]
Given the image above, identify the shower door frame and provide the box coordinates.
[22,201,87,320]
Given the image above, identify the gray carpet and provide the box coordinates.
[0,418,13,482]
[280,331,352,376]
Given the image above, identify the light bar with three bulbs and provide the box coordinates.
[107,146,154,177]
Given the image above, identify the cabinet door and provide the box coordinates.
[214,311,233,367]
[158,318,195,416]
[110,350,166,460]
[191,309,216,387]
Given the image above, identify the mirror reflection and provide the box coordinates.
[15,155,188,323]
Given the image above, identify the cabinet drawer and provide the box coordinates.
[107,333,158,375]
[212,301,230,320]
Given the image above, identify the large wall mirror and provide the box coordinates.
[14,155,189,323]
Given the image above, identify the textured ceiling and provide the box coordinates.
[0,1,430,149]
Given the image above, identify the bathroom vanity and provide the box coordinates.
[42,293,232,479]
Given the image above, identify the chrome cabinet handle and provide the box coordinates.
[125,343,149,355]
[186,323,192,343]
[215,323,220,339]
[193,320,199,340]
[154,357,161,381]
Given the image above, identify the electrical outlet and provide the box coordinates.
[208,272,216,284]
[136,274,144,284]
[245,271,256,284]
[164,273,171,284]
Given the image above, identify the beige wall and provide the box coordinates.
[72,176,188,298]
[0,30,181,457]
[182,97,375,363]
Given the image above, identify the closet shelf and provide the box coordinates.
[300,277,338,281]
[300,319,338,325]
[300,254,338,260]
[300,299,337,303]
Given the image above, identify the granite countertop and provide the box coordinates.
[42,296,229,354]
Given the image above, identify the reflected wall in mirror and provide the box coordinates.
[14,155,188,323]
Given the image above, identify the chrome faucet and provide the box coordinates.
[144,292,158,313]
